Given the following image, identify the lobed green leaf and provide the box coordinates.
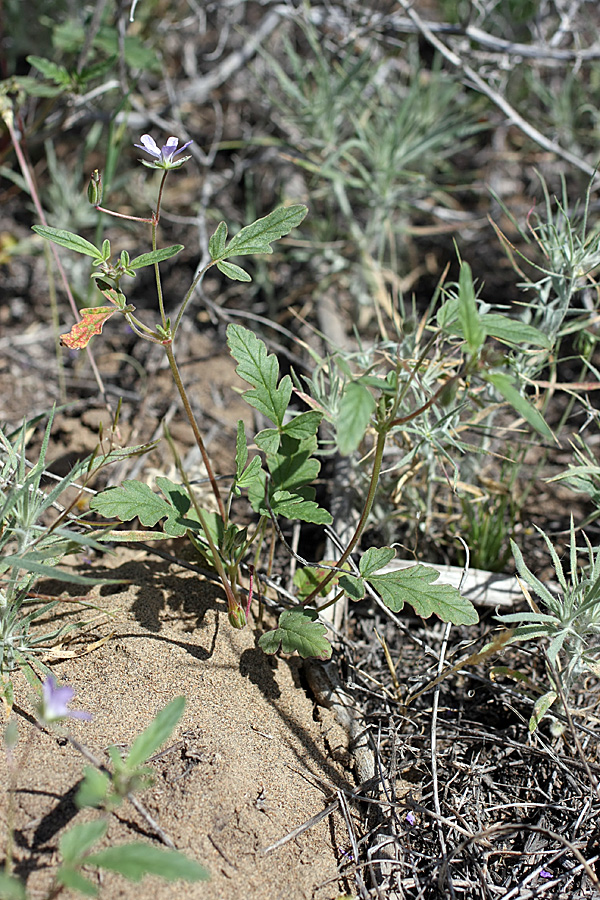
[235,455,263,490]
[258,608,332,659]
[227,324,292,426]
[368,565,479,625]
[255,428,281,454]
[267,435,321,495]
[293,565,340,601]
[27,55,70,85]
[282,410,323,442]
[90,481,174,526]
[359,546,396,578]
[270,490,333,524]
[222,205,307,258]
[338,573,365,600]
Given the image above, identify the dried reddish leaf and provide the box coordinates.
[60,307,117,349]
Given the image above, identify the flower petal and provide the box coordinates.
[172,139,193,158]
[42,676,74,716]
[135,134,161,157]
[70,709,94,721]
[39,675,92,723]
[160,136,179,162]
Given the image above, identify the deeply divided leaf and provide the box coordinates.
[227,324,291,426]
[282,410,323,442]
[27,55,70,84]
[235,455,263,490]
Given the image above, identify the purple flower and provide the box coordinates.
[539,869,552,879]
[134,134,193,170]
[405,811,416,826]
[37,676,92,725]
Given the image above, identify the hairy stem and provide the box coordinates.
[163,342,227,523]
[153,171,169,329]
[302,427,388,605]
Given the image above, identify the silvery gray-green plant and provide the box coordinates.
[256,16,481,308]
[493,174,600,375]
[499,519,600,732]
[0,411,153,710]
[549,426,600,528]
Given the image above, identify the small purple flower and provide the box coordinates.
[37,676,92,725]
[134,134,193,170]
[405,811,416,826]
[539,869,552,879]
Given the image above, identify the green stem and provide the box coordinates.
[153,171,170,330]
[94,206,154,223]
[124,312,162,342]
[163,429,241,619]
[313,589,346,614]
[162,342,227,523]
[188,516,239,615]
[302,426,388,606]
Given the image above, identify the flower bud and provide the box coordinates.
[87,169,103,206]
[228,606,247,629]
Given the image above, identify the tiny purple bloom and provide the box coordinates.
[134,134,193,170]
[38,676,92,724]
[539,869,552,879]
[405,811,416,826]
